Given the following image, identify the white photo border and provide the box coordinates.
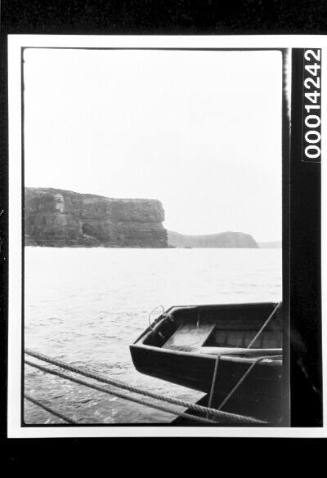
[7,34,327,438]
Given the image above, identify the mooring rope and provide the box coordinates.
[207,355,220,410]
[212,302,282,412]
[148,305,165,330]
[247,302,281,349]
[217,355,283,411]
[25,359,219,425]
[24,393,78,424]
[25,349,267,425]
[209,303,283,412]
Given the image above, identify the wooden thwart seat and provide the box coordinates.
[163,323,216,351]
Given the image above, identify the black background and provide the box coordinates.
[2,0,327,34]
[289,49,322,426]
[1,0,326,468]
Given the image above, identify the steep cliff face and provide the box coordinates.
[167,230,258,248]
[25,188,167,247]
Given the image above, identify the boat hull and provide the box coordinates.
[130,344,282,421]
[130,302,283,422]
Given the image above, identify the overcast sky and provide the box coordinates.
[24,49,282,242]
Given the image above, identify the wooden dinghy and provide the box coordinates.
[130,302,283,423]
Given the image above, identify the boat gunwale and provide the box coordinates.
[130,343,282,367]
[133,301,280,345]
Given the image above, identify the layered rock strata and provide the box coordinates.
[25,188,167,247]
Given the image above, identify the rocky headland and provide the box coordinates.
[167,230,258,248]
[25,187,259,248]
[25,188,167,247]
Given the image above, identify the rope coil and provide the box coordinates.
[148,305,165,330]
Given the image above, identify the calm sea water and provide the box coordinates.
[24,247,282,424]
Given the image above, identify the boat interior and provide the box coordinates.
[141,302,282,359]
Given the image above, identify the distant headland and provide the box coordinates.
[25,187,260,248]
[167,230,258,248]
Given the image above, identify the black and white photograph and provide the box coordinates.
[6,35,327,437]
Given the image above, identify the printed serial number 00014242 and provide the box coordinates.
[303,49,321,162]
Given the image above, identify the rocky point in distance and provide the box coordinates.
[167,230,258,248]
[25,188,260,248]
